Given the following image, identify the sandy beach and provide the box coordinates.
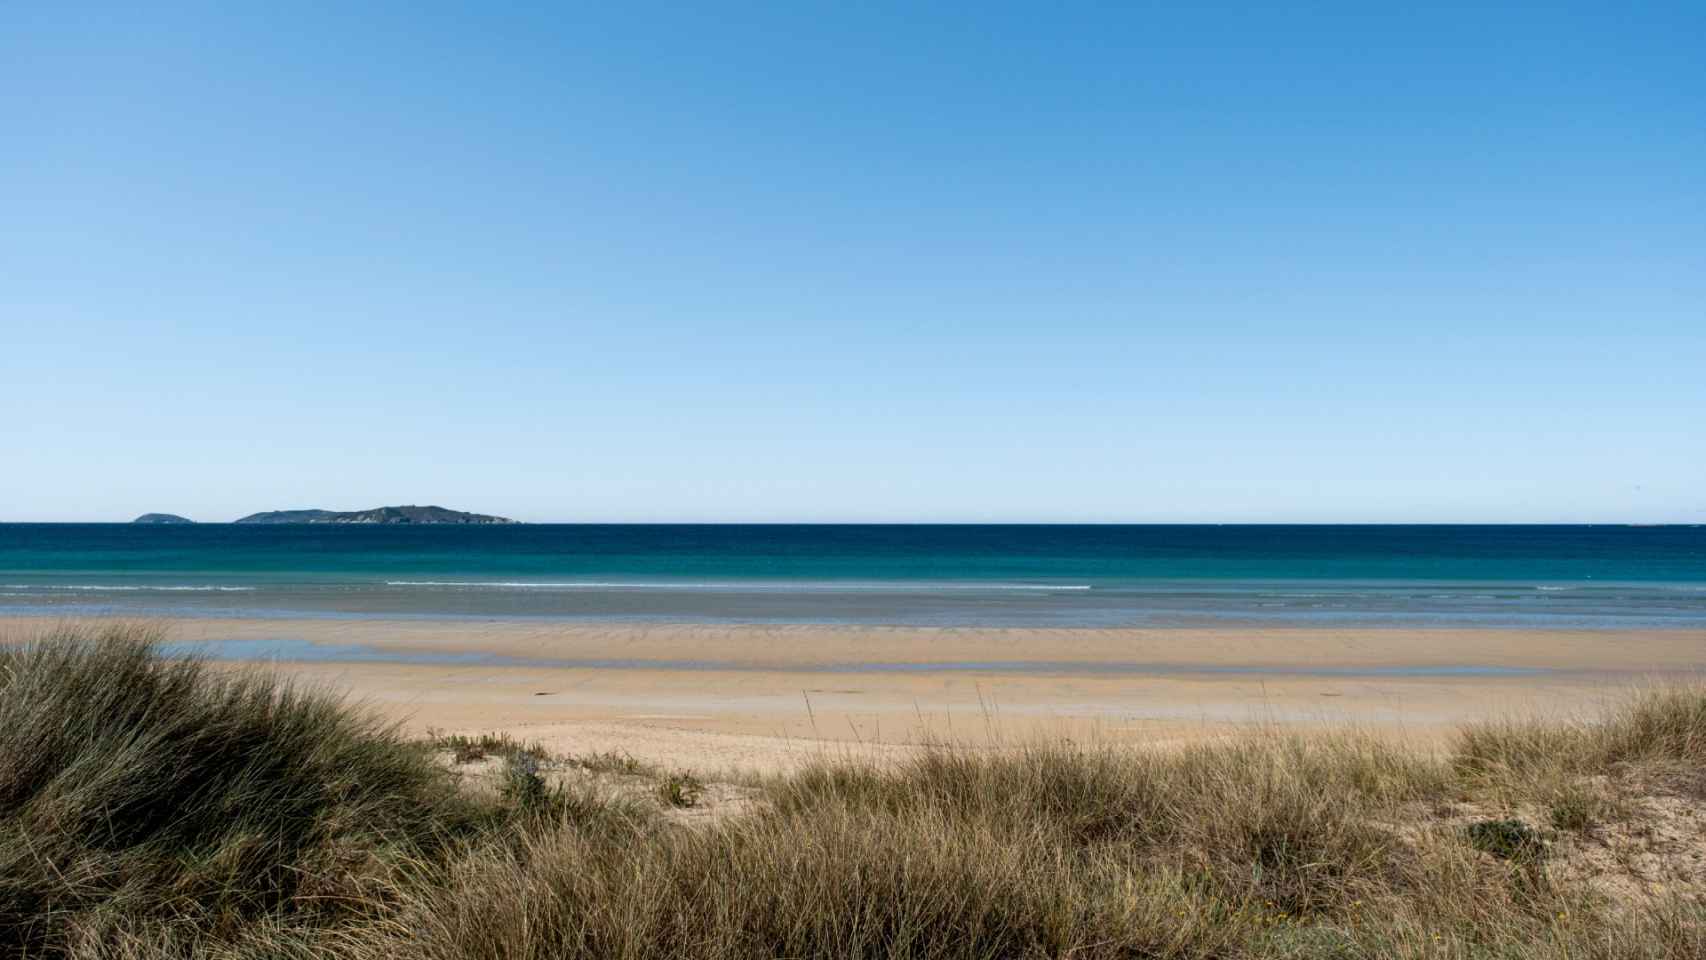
[6,617,1702,773]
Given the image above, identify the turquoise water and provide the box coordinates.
[2,524,1703,627]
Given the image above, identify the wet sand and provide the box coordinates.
[6,617,1704,773]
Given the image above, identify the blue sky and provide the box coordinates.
[3,2,1702,522]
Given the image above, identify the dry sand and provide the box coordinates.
[6,617,1704,774]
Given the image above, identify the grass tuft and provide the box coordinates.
[0,622,484,955]
[569,750,654,777]
[430,731,548,765]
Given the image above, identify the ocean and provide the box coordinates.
[1,524,1703,628]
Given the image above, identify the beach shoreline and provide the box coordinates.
[5,616,1702,772]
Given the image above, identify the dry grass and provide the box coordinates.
[2,623,1703,959]
[0,622,490,956]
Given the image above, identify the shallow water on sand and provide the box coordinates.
[161,636,1550,677]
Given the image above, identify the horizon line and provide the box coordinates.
[5,520,1703,527]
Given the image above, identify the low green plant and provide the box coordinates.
[658,771,704,808]
[571,749,654,776]
[501,752,553,811]
[1467,818,1546,861]
[432,730,548,764]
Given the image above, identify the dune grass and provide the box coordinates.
[0,623,496,956]
[2,623,1702,958]
[392,730,1702,960]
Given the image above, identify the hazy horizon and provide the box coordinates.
[4,4,1701,524]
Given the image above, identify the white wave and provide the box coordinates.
[383,580,1092,592]
[2,584,256,592]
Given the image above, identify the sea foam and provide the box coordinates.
[3,584,256,592]
[383,580,1091,592]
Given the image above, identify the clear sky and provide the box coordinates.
[3,2,1701,523]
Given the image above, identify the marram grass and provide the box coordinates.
[2,623,1702,959]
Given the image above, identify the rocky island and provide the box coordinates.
[131,513,194,524]
[232,505,516,525]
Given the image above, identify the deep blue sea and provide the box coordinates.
[1,524,1703,628]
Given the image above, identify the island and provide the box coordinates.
[232,505,516,524]
[131,513,194,524]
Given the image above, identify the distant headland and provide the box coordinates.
[232,505,516,525]
[131,513,195,524]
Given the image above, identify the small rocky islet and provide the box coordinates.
[130,513,194,524]
[232,505,515,524]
